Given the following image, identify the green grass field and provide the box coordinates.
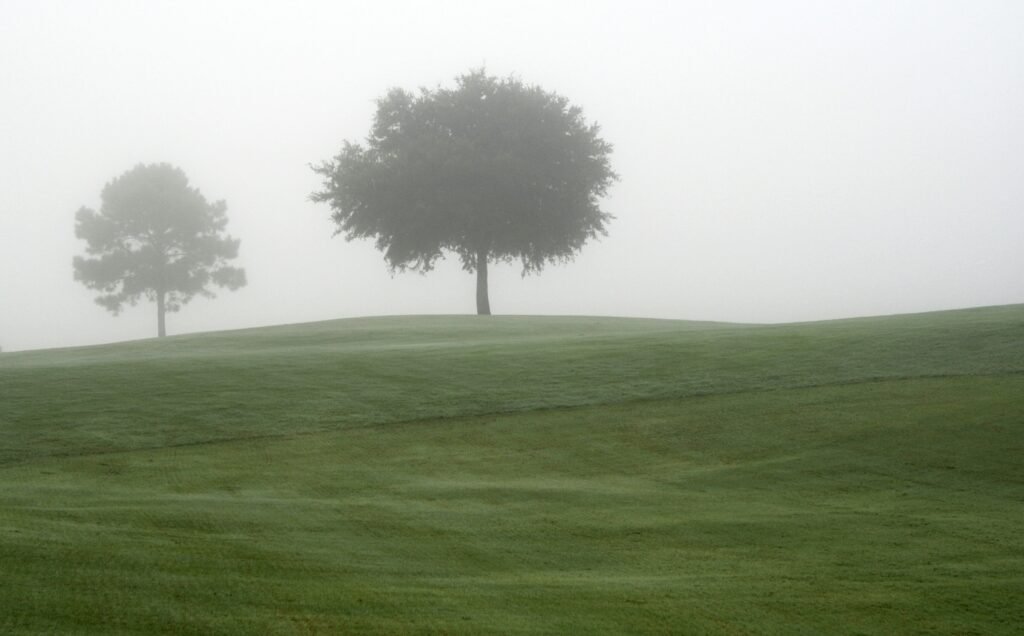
[2,306,1022,634]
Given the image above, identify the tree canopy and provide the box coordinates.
[312,69,617,314]
[73,163,246,337]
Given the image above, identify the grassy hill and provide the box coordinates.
[1,306,1022,633]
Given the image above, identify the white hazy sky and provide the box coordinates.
[1,0,1022,351]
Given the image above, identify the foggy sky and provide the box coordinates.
[2,0,1022,352]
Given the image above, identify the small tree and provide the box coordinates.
[312,69,617,315]
[73,163,246,337]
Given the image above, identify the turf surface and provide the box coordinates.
[1,306,1022,633]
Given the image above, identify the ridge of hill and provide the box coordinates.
[2,305,1022,465]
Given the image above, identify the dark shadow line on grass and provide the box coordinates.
[3,369,1023,468]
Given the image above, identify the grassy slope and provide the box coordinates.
[1,306,1022,634]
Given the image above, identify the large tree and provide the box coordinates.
[73,163,246,337]
[312,69,617,315]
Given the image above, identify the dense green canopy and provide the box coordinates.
[73,163,246,337]
[312,70,617,314]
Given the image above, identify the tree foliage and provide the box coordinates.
[312,69,617,314]
[73,163,246,337]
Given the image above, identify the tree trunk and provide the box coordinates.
[475,250,491,316]
[156,289,167,338]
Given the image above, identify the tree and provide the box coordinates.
[73,163,246,337]
[311,69,617,315]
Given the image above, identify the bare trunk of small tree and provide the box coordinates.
[156,288,167,338]
[475,250,491,316]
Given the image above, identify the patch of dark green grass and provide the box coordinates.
[1,306,1022,633]
[2,306,1022,464]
